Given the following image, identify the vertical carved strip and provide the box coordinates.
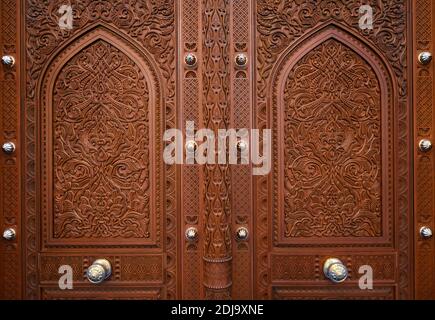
[202,0,232,299]
[414,0,435,300]
[0,0,21,300]
[181,0,201,299]
[231,0,252,300]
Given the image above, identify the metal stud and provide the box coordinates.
[235,227,249,241]
[185,227,198,241]
[185,140,197,153]
[420,226,433,239]
[418,51,432,65]
[2,228,16,241]
[235,53,248,67]
[1,55,15,67]
[2,142,15,154]
[419,139,432,152]
[185,53,197,67]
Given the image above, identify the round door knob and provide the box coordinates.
[86,259,112,284]
[323,258,348,283]
[418,51,432,65]
[3,228,16,241]
[1,55,15,67]
[185,227,198,241]
[235,227,249,241]
[2,142,16,154]
[420,226,433,239]
[419,139,432,152]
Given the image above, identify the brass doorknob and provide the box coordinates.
[1,55,15,67]
[323,258,348,283]
[420,226,433,239]
[418,51,432,65]
[419,139,432,152]
[2,228,16,241]
[86,259,112,284]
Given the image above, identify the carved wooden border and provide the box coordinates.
[414,0,435,299]
[0,0,21,300]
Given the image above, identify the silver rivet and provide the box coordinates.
[237,140,248,152]
[2,228,16,241]
[185,140,197,153]
[235,227,249,241]
[185,53,197,67]
[419,139,432,152]
[1,55,15,67]
[418,52,432,65]
[235,53,248,67]
[420,226,433,239]
[2,142,15,154]
[185,227,198,241]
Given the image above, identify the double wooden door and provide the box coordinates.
[0,0,434,299]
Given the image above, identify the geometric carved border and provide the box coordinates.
[414,0,435,300]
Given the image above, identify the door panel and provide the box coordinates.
[0,0,429,300]
[254,1,412,299]
[22,1,177,299]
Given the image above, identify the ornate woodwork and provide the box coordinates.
[23,0,176,299]
[0,0,426,300]
[414,0,435,299]
[201,0,232,300]
[0,0,21,300]
[254,0,412,299]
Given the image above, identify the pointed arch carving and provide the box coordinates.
[39,27,163,246]
[270,26,394,246]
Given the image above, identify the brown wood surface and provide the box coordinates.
[0,0,431,300]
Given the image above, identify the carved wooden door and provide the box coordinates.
[252,0,417,300]
[0,0,433,300]
[1,1,178,299]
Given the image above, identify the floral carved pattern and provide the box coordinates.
[53,40,151,239]
[283,40,381,238]
[25,0,176,298]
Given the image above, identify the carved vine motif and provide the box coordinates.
[257,0,406,98]
[255,0,409,299]
[202,0,232,299]
[283,39,381,238]
[53,40,151,239]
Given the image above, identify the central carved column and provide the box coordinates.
[201,0,232,299]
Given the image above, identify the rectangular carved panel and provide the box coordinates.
[272,286,395,300]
